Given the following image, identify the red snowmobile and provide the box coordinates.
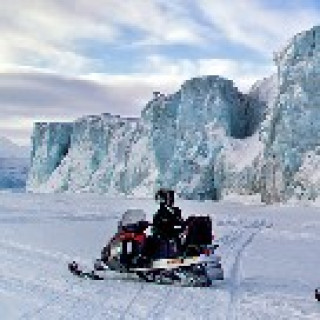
[316,288,320,301]
[69,209,224,286]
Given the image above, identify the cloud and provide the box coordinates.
[0,0,318,72]
[0,0,209,74]
[0,53,274,146]
[143,54,274,91]
[0,71,160,117]
[0,0,317,74]
[0,69,182,145]
[0,0,318,146]
[0,1,115,73]
[198,0,320,55]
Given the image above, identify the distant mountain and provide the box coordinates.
[0,137,29,158]
[0,137,29,190]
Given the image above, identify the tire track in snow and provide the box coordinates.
[16,277,126,320]
[145,286,175,320]
[0,247,144,319]
[0,242,126,320]
[0,240,74,265]
[118,282,146,320]
[0,214,269,320]
[0,275,78,320]
[225,220,267,320]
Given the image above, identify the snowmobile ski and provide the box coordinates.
[68,261,104,280]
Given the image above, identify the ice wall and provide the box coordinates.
[214,74,278,199]
[164,76,252,199]
[27,76,263,199]
[27,122,72,191]
[27,26,320,202]
[261,26,320,202]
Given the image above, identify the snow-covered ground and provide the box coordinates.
[0,194,320,319]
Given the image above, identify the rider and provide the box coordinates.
[152,189,184,258]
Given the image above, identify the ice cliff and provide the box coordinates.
[27,26,320,203]
[261,26,320,202]
[27,76,262,199]
[0,138,29,190]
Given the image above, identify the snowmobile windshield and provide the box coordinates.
[119,209,146,227]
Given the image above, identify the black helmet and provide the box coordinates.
[155,189,174,206]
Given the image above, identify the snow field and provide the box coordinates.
[0,194,319,319]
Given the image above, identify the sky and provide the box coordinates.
[0,0,319,146]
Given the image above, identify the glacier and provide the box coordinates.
[261,26,320,203]
[27,26,320,203]
[27,76,262,199]
[0,137,29,190]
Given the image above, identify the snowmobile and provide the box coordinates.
[315,288,320,301]
[69,209,224,286]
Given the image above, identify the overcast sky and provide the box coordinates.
[0,0,319,146]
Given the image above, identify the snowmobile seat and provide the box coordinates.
[140,235,178,260]
[185,216,212,247]
[153,238,178,259]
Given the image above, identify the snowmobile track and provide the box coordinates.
[118,282,146,320]
[0,242,134,319]
[225,220,267,320]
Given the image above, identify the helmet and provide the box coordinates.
[155,189,174,206]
